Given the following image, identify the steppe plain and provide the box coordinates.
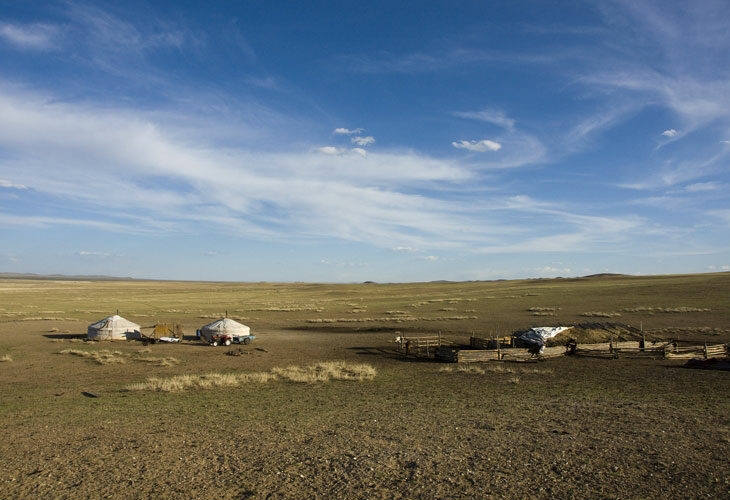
[1,273,729,499]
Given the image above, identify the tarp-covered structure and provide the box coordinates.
[87,315,141,341]
[199,318,250,342]
[518,326,572,348]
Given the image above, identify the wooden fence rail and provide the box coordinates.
[430,336,728,363]
[396,334,450,356]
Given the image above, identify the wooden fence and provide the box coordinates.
[396,333,450,356]
[664,342,728,360]
[435,345,566,363]
[430,336,728,363]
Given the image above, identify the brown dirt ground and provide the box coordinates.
[1,319,729,499]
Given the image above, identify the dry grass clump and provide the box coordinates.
[439,365,485,375]
[440,364,553,377]
[9,316,77,321]
[307,317,416,323]
[273,361,377,383]
[250,306,324,312]
[507,376,521,384]
[435,315,478,321]
[580,311,622,318]
[520,367,554,375]
[59,349,127,365]
[650,326,730,336]
[126,361,376,392]
[0,355,13,362]
[529,306,559,316]
[621,306,710,314]
[409,298,476,308]
[133,356,180,367]
[59,349,179,367]
[307,315,479,323]
[348,309,367,313]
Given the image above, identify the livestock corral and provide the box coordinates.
[0,272,729,499]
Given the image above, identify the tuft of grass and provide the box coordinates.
[621,306,710,314]
[249,306,324,312]
[126,361,376,392]
[580,311,622,318]
[0,354,13,362]
[273,361,377,383]
[456,365,485,375]
[528,307,559,312]
[484,365,517,374]
[59,349,179,367]
[440,364,521,375]
[59,349,127,365]
[507,376,521,384]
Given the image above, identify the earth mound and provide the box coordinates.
[541,322,654,346]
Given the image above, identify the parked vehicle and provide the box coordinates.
[203,333,256,347]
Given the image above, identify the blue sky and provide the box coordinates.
[0,1,728,282]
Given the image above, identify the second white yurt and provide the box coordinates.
[199,318,250,343]
[87,315,141,341]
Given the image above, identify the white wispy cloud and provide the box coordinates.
[317,146,344,155]
[351,136,375,146]
[0,212,150,234]
[333,127,363,135]
[452,109,515,130]
[342,47,579,74]
[0,87,485,250]
[392,246,418,253]
[0,179,28,189]
[0,22,59,50]
[661,128,678,137]
[351,147,367,157]
[451,139,501,152]
[685,182,720,192]
[708,209,730,224]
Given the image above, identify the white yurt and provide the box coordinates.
[87,315,141,341]
[199,318,250,343]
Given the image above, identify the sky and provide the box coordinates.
[0,1,729,282]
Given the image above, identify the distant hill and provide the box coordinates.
[0,272,134,281]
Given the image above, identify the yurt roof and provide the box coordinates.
[200,317,249,333]
[88,314,140,331]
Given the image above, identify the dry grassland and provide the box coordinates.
[0,272,729,499]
